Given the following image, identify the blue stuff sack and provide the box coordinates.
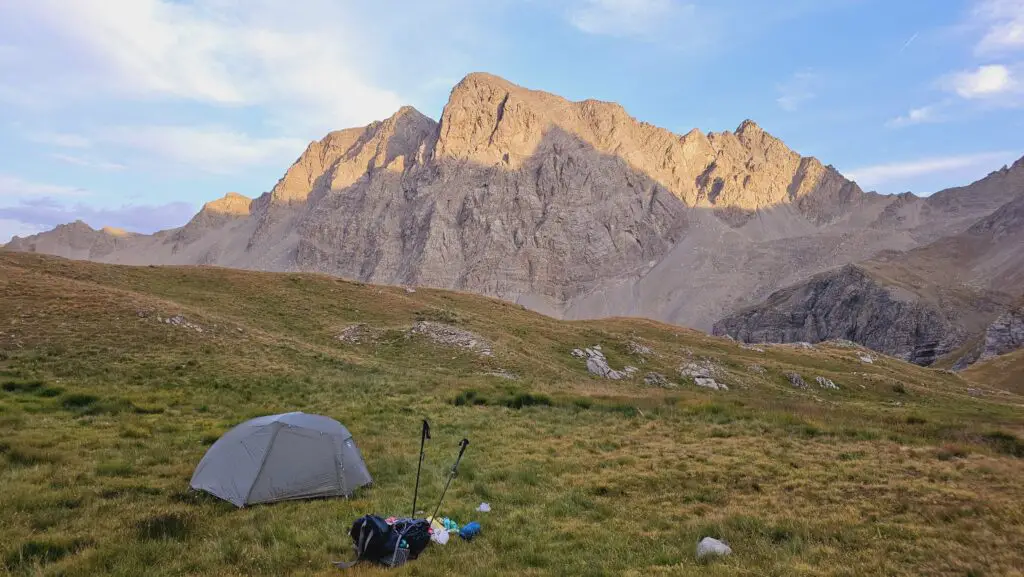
[459,521,481,541]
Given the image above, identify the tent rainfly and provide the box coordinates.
[190,412,372,507]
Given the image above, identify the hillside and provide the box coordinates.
[2,252,1023,576]
[7,73,1022,334]
[714,193,1024,366]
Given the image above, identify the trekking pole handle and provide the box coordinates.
[451,438,469,475]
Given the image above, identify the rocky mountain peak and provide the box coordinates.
[202,192,252,216]
[100,226,131,237]
[266,106,439,208]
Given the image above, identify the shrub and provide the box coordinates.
[2,380,45,393]
[501,393,552,409]
[61,393,99,409]
[982,431,1024,458]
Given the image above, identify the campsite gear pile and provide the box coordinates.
[189,413,478,570]
[334,420,478,569]
[189,412,372,507]
[332,515,432,569]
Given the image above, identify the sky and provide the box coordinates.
[1,0,1023,242]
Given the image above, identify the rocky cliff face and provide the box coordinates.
[713,193,1024,365]
[981,301,1024,360]
[712,265,969,364]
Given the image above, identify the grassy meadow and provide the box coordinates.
[1,252,1023,576]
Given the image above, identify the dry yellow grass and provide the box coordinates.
[1,252,1023,576]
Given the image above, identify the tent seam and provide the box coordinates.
[244,422,283,506]
[330,434,346,497]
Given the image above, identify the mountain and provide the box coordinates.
[4,72,1023,349]
[714,190,1024,366]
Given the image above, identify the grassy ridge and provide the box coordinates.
[1,252,1023,576]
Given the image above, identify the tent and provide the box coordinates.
[190,412,372,507]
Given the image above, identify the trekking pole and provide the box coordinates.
[431,438,469,522]
[411,419,430,518]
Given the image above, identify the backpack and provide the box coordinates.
[333,515,431,569]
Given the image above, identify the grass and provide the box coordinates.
[1,251,1023,576]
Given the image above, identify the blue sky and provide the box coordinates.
[1,0,1023,242]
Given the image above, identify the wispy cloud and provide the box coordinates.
[0,197,195,238]
[0,0,406,133]
[0,174,89,197]
[51,153,127,171]
[887,104,943,127]
[27,131,92,148]
[94,125,306,175]
[776,71,818,112]
[972,0,1024,55]
[568,0,695,37]
[844,151,1015,188]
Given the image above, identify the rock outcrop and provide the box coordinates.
[714,265,967,364]
[980,301,1024,360]
[714,193,1024,366]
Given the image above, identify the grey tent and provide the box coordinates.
[190,412,372,507]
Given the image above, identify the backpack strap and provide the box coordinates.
[331,519,372,570]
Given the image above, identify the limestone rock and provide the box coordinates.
[679,359,721,379]
[644,372,671,387]
[409,322,492,356]
[696,537,732,558]
[694,377,728,391]
[979,301,1024,360]
[815,376,839,390]
[627,341,654,356]
[575,346,631,380]
[787,372,807,389]
[336,324,379,344]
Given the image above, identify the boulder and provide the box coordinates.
[577,346,628,380]
[644,372,671,387]
[696,537,732,559]
[815,376,838,390]
[627,341,654,356]
[694,377,728,391]
[786,372,807,388]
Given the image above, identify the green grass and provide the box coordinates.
[1,251,1023,576]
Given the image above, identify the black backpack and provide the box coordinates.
[333,515,431,569]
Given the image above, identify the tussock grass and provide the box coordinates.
[1,252,1023,576]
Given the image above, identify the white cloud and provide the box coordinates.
[887,104,942,127]
[973,0,1024,55]
[27,132,92,148]
[776,71,818,112]
[568,0,694,37]
[0,174,89,197]
[0,0,406,133]
[844,151,1015,188]
[51,153,127,171]
[95,125,306,175]
[945,64,1014,98]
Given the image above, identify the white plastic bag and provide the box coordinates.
[477,502,491,512]
[431,527,450,545]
